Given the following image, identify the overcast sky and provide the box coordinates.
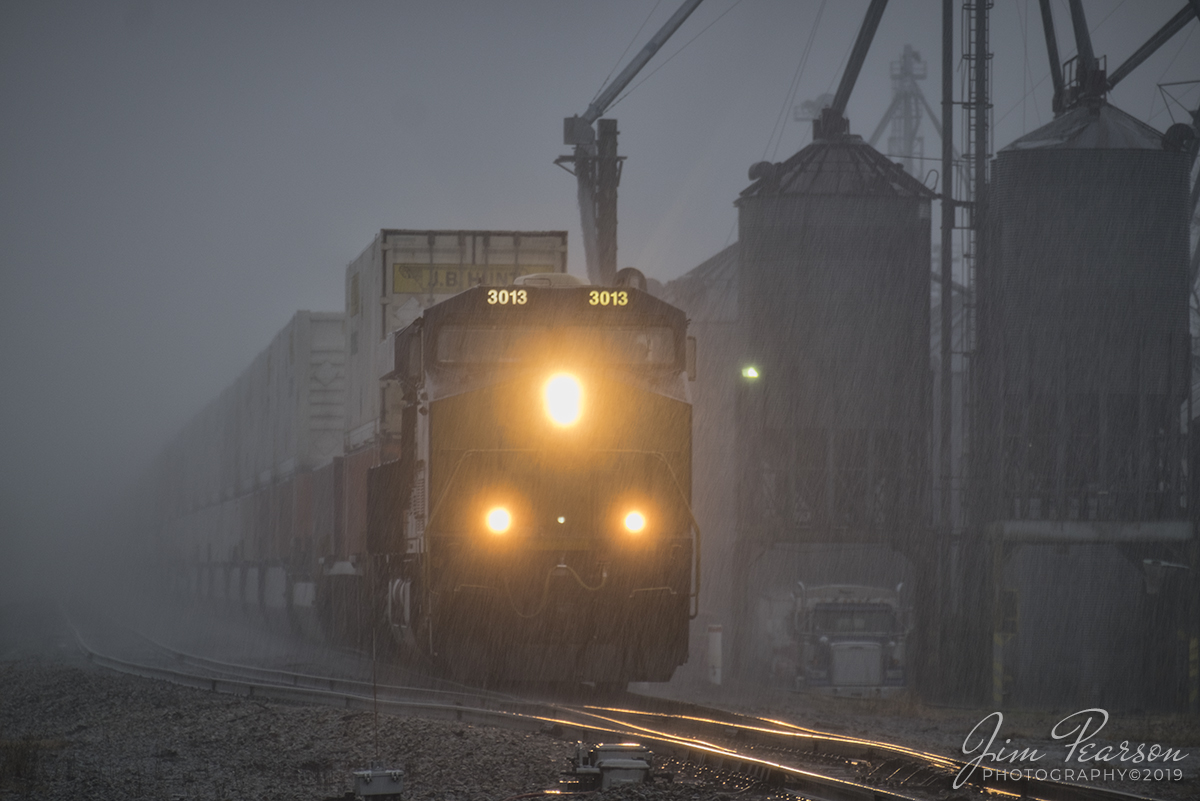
[1,0,1196,595]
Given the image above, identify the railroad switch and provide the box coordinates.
[562,742,661,790]
[352,766,404,798]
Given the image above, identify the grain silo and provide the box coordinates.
[973,101,1193,708]
[736,137,935,550]
[712,133,936,683]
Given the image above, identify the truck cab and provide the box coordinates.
[792,583,906,697]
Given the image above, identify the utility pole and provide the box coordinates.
[937,0,955,700]
[596,120,620,287]
[962,0,991,704]
[559,0,704,285]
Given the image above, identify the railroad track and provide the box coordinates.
[66,609,1159,801]
[585,699,1164,801]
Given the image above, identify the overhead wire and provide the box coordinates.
[1150,82,1200,127]
[592,0,664,105]
[996,0,1138,129]
[763,0,828,162]
[1017,0,1028,132]
[825,36,856,97]
[1147,29,1200,125]
[1093,0,1130,33]
[995,72,1052,128]
[734,0,827,248]
[587,0,746,268]
[1147,36,1195,125]
[1029,1,1043,128]
[608,0,746,111]
[1154,24,1197,109]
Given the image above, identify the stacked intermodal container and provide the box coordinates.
[339,230,568,561]
[152,311,345,608]
[148,230,567,628]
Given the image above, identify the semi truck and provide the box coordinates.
[792,583,907,697]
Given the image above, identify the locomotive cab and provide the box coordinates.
[375,280,695,685]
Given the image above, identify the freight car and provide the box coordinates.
[368,272,697,684]
[152,310,346,619]
[149,230,697,687]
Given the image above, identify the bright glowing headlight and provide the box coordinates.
[624,511,646,534]
[486,506,512,534]
[544,373,582,426]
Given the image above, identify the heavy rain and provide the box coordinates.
[2,1,1199,799]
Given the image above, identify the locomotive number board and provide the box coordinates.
[484,288,634,307]
[485,288,528,305]
[586,289,629,306]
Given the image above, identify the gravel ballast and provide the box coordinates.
[8,595,1197,800]
[0,600,774,801]
[1,655,578,800]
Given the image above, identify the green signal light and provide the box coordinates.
[741,366,760,379]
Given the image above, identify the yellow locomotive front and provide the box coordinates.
[378,277,695,684]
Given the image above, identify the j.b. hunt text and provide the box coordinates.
[954,708,1189,788]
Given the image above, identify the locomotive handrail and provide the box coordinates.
[500,562,611,619]
[424,447,701,619]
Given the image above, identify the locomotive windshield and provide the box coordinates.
[435,323,677,366]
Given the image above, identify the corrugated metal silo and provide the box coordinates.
[735,136,935,548]
[978,104,1191,528]
[974,102,1193,709]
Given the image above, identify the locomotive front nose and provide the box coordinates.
[544,373,582,426]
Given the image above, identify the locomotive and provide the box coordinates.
[148,230,696,687]
[368,273,697,684]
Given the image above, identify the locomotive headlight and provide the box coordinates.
[485,506,512,534]
[544,373,582,426]
[624,510,646,534]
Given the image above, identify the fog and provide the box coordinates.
[1,0,1195,606]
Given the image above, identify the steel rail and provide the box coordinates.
[605,697,1160,801]
[67,619,928,801]
[65,610,1159,801]
[127,625,529,710]
[585,703,959,769]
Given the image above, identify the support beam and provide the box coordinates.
[1066,0,1097,73]
[578,0,705,127]
[562,0,704,285]
[1108,4,1199,91]
[817,0,889,138]
[595,120,620,287]
[830,0,890,116]
[1037,0,1066,113]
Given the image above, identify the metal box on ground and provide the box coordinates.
[353,767,404,798]
[565,743,653,790]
